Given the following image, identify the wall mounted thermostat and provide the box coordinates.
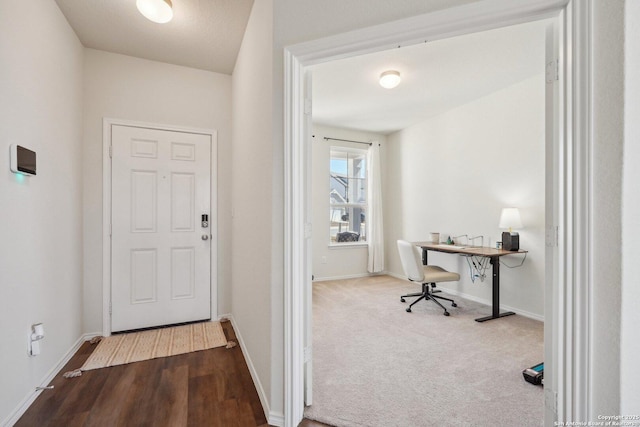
[10,144,37,176]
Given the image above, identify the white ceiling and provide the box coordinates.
[311,19,551,135]
[55,0,254,74]
[53,2,548,124]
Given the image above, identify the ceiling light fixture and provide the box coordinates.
[379,70,401,89]
[136,0,173,24]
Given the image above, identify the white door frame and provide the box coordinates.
[102,118,218,336]
[283,0,593,425]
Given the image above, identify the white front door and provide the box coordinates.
[111,125,211,332]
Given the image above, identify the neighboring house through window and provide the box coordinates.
[329,147,367,244]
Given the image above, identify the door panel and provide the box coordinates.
[171,173,195,231]
[304,71,313,406]
[131,170,157,232]
[544,18,562,425]
[111,125,211,332]
[171,247,195,299]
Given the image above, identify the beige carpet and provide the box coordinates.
[305,275,544,427]
[81,321,227,371]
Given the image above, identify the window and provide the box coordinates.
[329,147,367,244]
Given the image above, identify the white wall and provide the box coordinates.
[311,125,387,280]
[82,49,233,333]
[622,0,640,415]
[590,0,624,417]
[385,74,545,318]
[231,0,277,420]
[274,0,478,47]
[0,0,84,423]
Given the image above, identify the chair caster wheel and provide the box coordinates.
[452,303,457,307]
[400,298,406,303]
[444,312,450,316]
[406,308,412,313]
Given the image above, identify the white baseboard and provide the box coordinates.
[437,287,544,322]
[268,411,285,426]
[385,271,544,322]
[385,271,406,281]
[1,332,101,427]
[313,271,384,282]
[218,314,283,427]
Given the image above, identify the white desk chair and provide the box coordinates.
[397,240,460,316]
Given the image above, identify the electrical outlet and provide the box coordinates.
[321,256,327,264]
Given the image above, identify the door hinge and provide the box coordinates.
[304,223,312,239]
[304,98,312,116]
[546,59,559,83]
[109,301,112,315]
[303,346,312,363]
[109,145,113,158]
[546,225,559,247]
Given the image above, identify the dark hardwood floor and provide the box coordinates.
[16,321,269,427]
[16,320,335,427]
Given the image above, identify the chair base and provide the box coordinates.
[401,283,457,316]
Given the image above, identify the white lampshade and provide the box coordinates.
[137,0,173,24]
[379,70,401,89]
[499,207,523,230]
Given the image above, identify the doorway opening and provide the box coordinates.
[284,1,594,426]
[305,16,551,426]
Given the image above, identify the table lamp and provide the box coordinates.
[499,207,522,251]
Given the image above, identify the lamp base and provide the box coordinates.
[502,231,520,251]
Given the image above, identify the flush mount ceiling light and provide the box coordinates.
[136,0,173,24]
[379,70,401,89]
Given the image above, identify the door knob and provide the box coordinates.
[202,234,209,241]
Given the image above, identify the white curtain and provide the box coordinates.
[367,142,384,273]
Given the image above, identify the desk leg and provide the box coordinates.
[475,256,516,322]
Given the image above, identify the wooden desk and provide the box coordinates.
[415,242,528,322]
